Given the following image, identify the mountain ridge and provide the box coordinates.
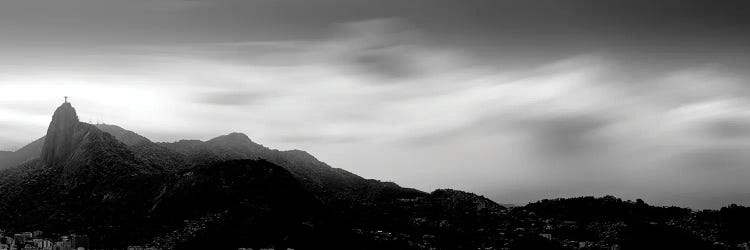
[0,102,504,249]
[5,102,750,249]
[157,131,426,205]
[0,103,345,248]
[2,103,428,207]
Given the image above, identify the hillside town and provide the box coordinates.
[344,196,750,250]
[0,230,87,250]
[6,196,750,250]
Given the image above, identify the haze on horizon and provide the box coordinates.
[1,0,750,209]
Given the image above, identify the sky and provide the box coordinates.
[1,0,750,208]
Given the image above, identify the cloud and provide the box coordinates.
[194,90,270,106]
[274,134,364,144]
[703,118,750,139]
[518,115,610,157]
[332,19,425,80]
[3,15,750,208]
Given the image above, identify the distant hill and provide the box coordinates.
[158,132,425,205]
[0,137,44,170]
[94,124,191,171]
[95,124,152,146]
[510,196,746,250]
[520,195,691,222]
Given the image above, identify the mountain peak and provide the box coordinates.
[220,132,251,141]
[95,124,151,146]
[40,102,81,166]
[207,132,256,145]
[52,102,78,123]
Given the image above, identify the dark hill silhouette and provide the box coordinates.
[0,103,166,246]
[95,124,151,146]
[148,159,343,250]
[1,123,186,172]
[514,196,724,250]
[521,195,691,223]
[159,133,425,205]
[0,102,346,249]
[90,123,424,205]
[0,102,517,249]
[36,103,157,176]
[93,124,191,171]
[5,102,749,249]
[0,106,424,207]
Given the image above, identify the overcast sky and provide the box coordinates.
[2,0,750,208]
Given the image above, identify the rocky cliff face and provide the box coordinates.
[37,102,145,176]
[40,102,80,167]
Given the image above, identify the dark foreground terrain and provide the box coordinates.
[2,103,750,250]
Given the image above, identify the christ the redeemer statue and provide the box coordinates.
[64,96,68,103]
